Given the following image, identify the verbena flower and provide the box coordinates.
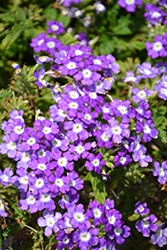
[117,0,142,12]
[135,215,158,237]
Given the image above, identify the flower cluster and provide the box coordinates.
[135,201,167,247]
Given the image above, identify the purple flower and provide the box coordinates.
[137,62,160,80]
[135,214,158,237]
[151,223,167,247]
[105,118,130,144]
[117,0,142,12]
[49,168,71,194]
[144,4,166,25]
[136,119,158,142]
[0,167,14,186]
[154,74,167,100]
[146,35,167,59]
[46,21,65,35]
[134,201,150,216]
[135,100,152,122]
[132,87,154,103]
[30,33,47,52]
[108,222,131,245]
[113,152,132,167]
[94,2,106,14]
[86,200,106,226]
[0,134,18,159]
[19,191,39,213]
[153,161,167,184]
[85,152,105,174]
[37,210,62,236]
[74,66,101,85]
[33,67,49,88]
[122,71,138,84]
[105,209,122,232]
[73,223,99,249]
[0,198,8,217]
[56,231,73,250]
[67,204,89,229]
[60,0,82,7]
[64,119,89,142]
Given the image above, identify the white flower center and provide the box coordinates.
[143,69,151,75]
[43,127,51,134]
[0,174,8,182]
[120,157,126,164]
[7,141,16,150]
[35,178,44,188]
[38,150,46,157]
[51,24,59,31]
[58,109,67,117]
[21,152,30,162]
[74,212,85,222]
[27,195,35,205]
[152,11,161,18]
[101,133,109,141]
[153,42,162,51]
[84,114,91,120]
[47,42,55,48]
[67,62,76,69]
[38,39,44,46]
[109,216,116,224]
[73,123,83,133]
[137,90,146,99]
[83,69,92,78]
[69,91,79,99]
[69,102,78,109]
[58,157,67,167]
[37,163,46,171]
[55,178,63,187]
[125,0,134,4]
[94,208,102,218]
[161,88,167,96]
[94,59,101,65]
[112,126,121,135]
[92,159,99,166]
[143,221,150,228]
[27,137,36,145]
[114,228,122,236]
[46,217,55,227]
[89,92,97,99]
[14,126,24,134]
[52,138,61,147]
[75,50,83,56]
[144,124,151,134]
[118,106,127,114]
[80,232,91,242]
[75,145,84,154]
[102,107,109,113]
[41,194,50,202]
[20,176,28,184]
[159,167,165,177]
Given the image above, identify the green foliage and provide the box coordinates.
[85,171,107,204]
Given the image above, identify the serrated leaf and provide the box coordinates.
[85,171,107,204]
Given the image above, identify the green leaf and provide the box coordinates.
[128,213,140,221]
[113,15,132,35]
[0,23,24,49]
[85,171,107,204]
[43,4,58,21]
